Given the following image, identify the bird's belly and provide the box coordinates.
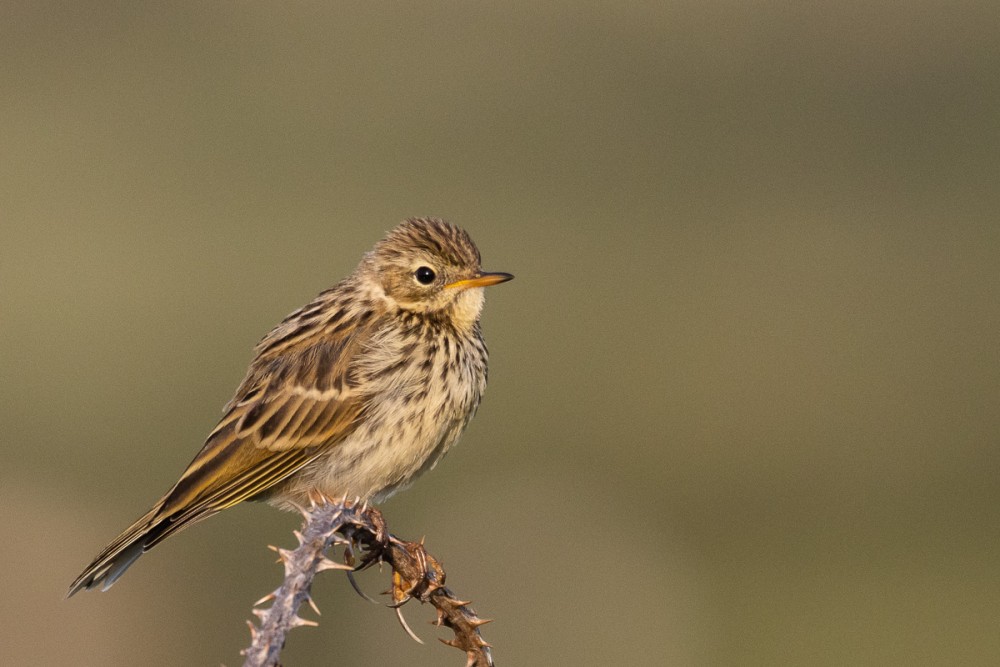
[280,382,478,505]
[266,323,488,508]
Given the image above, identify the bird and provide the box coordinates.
[68,217,512,596]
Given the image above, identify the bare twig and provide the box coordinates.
[241,495,494,667]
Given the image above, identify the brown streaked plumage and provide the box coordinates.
[69,218,512,595]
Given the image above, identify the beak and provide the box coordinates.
[445,272,514,290]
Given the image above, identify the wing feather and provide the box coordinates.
[69,307,378,595]
[158,337,366,516]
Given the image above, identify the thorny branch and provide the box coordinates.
[241,494,494,667]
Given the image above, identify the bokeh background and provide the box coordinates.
[2,2,998,665]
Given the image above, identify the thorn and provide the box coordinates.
[305,593,322,616]
[450,599,473,607]
[394,605,425,644]
[292,530,304,544]
[419,535,426,546]
[475,637,493,649]
[438,637,462,649]
[360,498,369,513]
[346,570,380,604]
[252,591,276,607]
[468,617,494,628]
[316,556,353,572]
[251,608,267,620]
[245,620,258,640]
[277,549,297,574]
[287,500,309,518]
[266,544,279,552]
[289,615,319,628]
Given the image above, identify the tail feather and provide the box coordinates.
[67,507,158,596]
[68,503,208,597]
[97,540,145,592]
[68,398,333,596]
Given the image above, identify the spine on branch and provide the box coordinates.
[241,495,494,667]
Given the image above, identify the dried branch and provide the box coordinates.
[241,494,494,667]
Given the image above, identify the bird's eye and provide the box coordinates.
[414,266,436,285]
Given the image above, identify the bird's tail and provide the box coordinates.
[67,502,215,597]
[67,507,165,596]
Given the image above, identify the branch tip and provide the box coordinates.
[240,499,494,667]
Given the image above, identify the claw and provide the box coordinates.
[387,594,412,609]
[354,546,382,572]
[391,570,420,606]
[394,605,425,644]
[343,543,355,567]
[346,570,380,604]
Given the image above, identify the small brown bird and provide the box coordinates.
[69,218,512,595]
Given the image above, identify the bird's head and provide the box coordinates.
[366,218,513,328]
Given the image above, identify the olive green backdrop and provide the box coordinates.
[2,2,998,665]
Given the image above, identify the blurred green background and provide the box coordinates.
[2,2,998,665]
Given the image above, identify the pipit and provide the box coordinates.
[69,218,512,595]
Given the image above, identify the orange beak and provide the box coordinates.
[444,272,514,290]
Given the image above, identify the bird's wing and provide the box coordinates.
[68,316,375,595]
[150,332,369,533]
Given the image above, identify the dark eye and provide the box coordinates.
[414,266,436,285]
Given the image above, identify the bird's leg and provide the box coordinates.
[339,505,390,604]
